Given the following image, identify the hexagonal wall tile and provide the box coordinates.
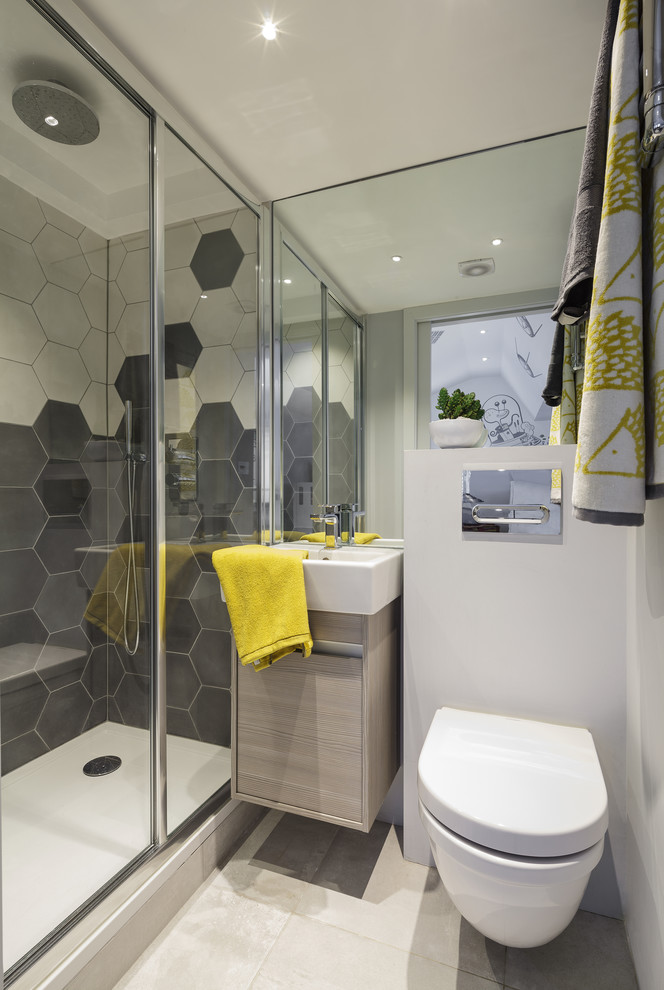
[231,372,256,429]
[78,228,108,279]
[166,653,200,708]
[33,283,89,348]
[231,209,258,254]
[197,460,242,517]
[33,224,89,292]
[0,358,46,425]
[232,313,257,371]
[191,287,243,347]
[2,672,49,743]
[287,348,318,388]
[0,550,47,614]
[329,329,351,366]
[165,267,202,324]
[164,378,201,434]
[192,345,243,404]
[116,247,149,304]
[196,402,243,460]
[79,274,108,329]
[36,516,91,574]
[190,629,231,688]
[165,220,201,271]
[0,228,46,303]
[116,301,149,356]
[165,322,202,378]
[34,342,90,403]
[39,202,84,238]
[35,461,91,515]
[34,400,91,459]
[190,229,244,291]
[0,294,46,363]
[329,364,352,403]
[195,210,235,235]
[80,329,107,382]
[0,423,47,486]
[37,682,92,749]
[0,175,46,241]
[108,281,126,333]
[115,354,149,406]
[80,382,109,436]
[0,488,46,551]
[231,254,257,312]
[108,385,126,437]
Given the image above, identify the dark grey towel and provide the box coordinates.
[543,0,620,407]
[552,0,620,326]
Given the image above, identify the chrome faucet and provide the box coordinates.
[339,503,365,545]
[310,504,341,548]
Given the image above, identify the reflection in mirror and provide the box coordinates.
[462,468,561,536]
[274,129,585,538]
[430,307,556,449]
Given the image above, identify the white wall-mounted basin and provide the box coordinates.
[293,544,403,614]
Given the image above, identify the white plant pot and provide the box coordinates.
[429,417,487,449]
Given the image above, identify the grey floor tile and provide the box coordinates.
[504,909,638,990]
[249,913,502,990]
[310,818,390,897]
[250,812,339,881]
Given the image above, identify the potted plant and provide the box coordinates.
[429,387,488,448]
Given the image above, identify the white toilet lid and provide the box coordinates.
[417,708,609,857]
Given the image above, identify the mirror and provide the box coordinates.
[273,129,585,538]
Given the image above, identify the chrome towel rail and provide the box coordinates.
[641,0,664,167]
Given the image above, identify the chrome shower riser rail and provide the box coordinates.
[641,0,664,166]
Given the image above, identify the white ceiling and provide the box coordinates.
[4,0,608,310]
[66,0,607,202]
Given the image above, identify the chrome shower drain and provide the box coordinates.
[83,755,122,776]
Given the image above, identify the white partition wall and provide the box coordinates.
[403,444,628,918]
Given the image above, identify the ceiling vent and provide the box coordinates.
[458,257,495,278]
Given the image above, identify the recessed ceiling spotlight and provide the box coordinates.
[482,357,488,362]
[261,19,277,39]
[200,294,208,299]
[480,329,486,334]
[283,278,292,284]
[44,115,58,127]
[392,255,402,262]
[491,237,503,246]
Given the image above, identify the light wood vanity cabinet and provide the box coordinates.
[232,599,400,831]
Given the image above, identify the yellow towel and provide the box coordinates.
[299,531,381,545]
[211,545,313,671]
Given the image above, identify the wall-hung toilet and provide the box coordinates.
[418,707,609,948]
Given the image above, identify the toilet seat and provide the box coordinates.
[418,708,609,857]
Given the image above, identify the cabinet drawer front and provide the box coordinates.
[236,652,363,822]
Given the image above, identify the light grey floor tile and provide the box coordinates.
[311,819,390,897]
[249,913,502,990]
[294,826,505,984]
[251,812,340,881]
[504,909,638,990]
[113,875,290,990]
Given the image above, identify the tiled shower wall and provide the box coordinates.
[0,172,258,772]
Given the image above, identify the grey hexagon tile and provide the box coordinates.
[166,707,199,740]
[116,247,149,304]
[0,424,46,487]
[164,598,200,654]
[329,328,351,366]
[81,645,108,701]
[191,287,244,347]
[198,459,242,516]
[0,228,46,303]
[193,344,243,403]
[35,516,91,573]
[329,402,350,438]
[231,487,257,537]
[38,202,85,238]
[78,227,108,278]
[190,629,231,688]
[1,731,49,774]
[81,487,124,543]
[329,437,350,475]
[0,175,46,241]
[190,229,244,291]
[342,346,356,383]
[80,329,107,382]
[287,349,318,388]
[0,488,46,551]
[165,266,202,324]
[166,652,200,708]
[35,572,89,633]
[0,294,46,363]
[282,371,294,405]
[195,401,242,460]
[165,220,201,270]
[165,505,202,542]
[286,387,313,424]
[34,342,90,403]
[33,224,89,292]
[80,382,109,436]
[0,358,46,426]
[35,461,91,515]
[230,208,258,253]
[107,280,126,332]
[115,301,148,357]
[165,322,202,378]
[231,253,257,312]
[122,230,149,252]
[108,239,127,281]
[34,400,90,459]
[190,685,230,745]
[164,377,201,434]
[0,550,47,614]
[165,544,200,599]
[195,210,235,234]
[232,313,257,371]
[113,673,150,729]
[33,282,89,348]
[288,421,314,458]
[231,371,256,429]
[108,385,126,437]
[329,364,352,404]
[37,682,92,749]
[190,572,228,631]
[115,354,149,406]
[80,274,108,329]
[1,672,49,743]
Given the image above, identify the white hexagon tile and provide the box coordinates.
[191,287,243,347]
[0,295,46,364]
[0,358,46,425]
[193,345,243,403]
[34,342,90,404]
[33,283,90,348]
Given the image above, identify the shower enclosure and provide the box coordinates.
[0,0,259,979]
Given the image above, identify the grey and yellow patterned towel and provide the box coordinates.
[573,0,664,525]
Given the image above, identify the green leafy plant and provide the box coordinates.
[436,387,485,421]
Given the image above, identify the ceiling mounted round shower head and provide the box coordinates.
[12,80,99,145]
